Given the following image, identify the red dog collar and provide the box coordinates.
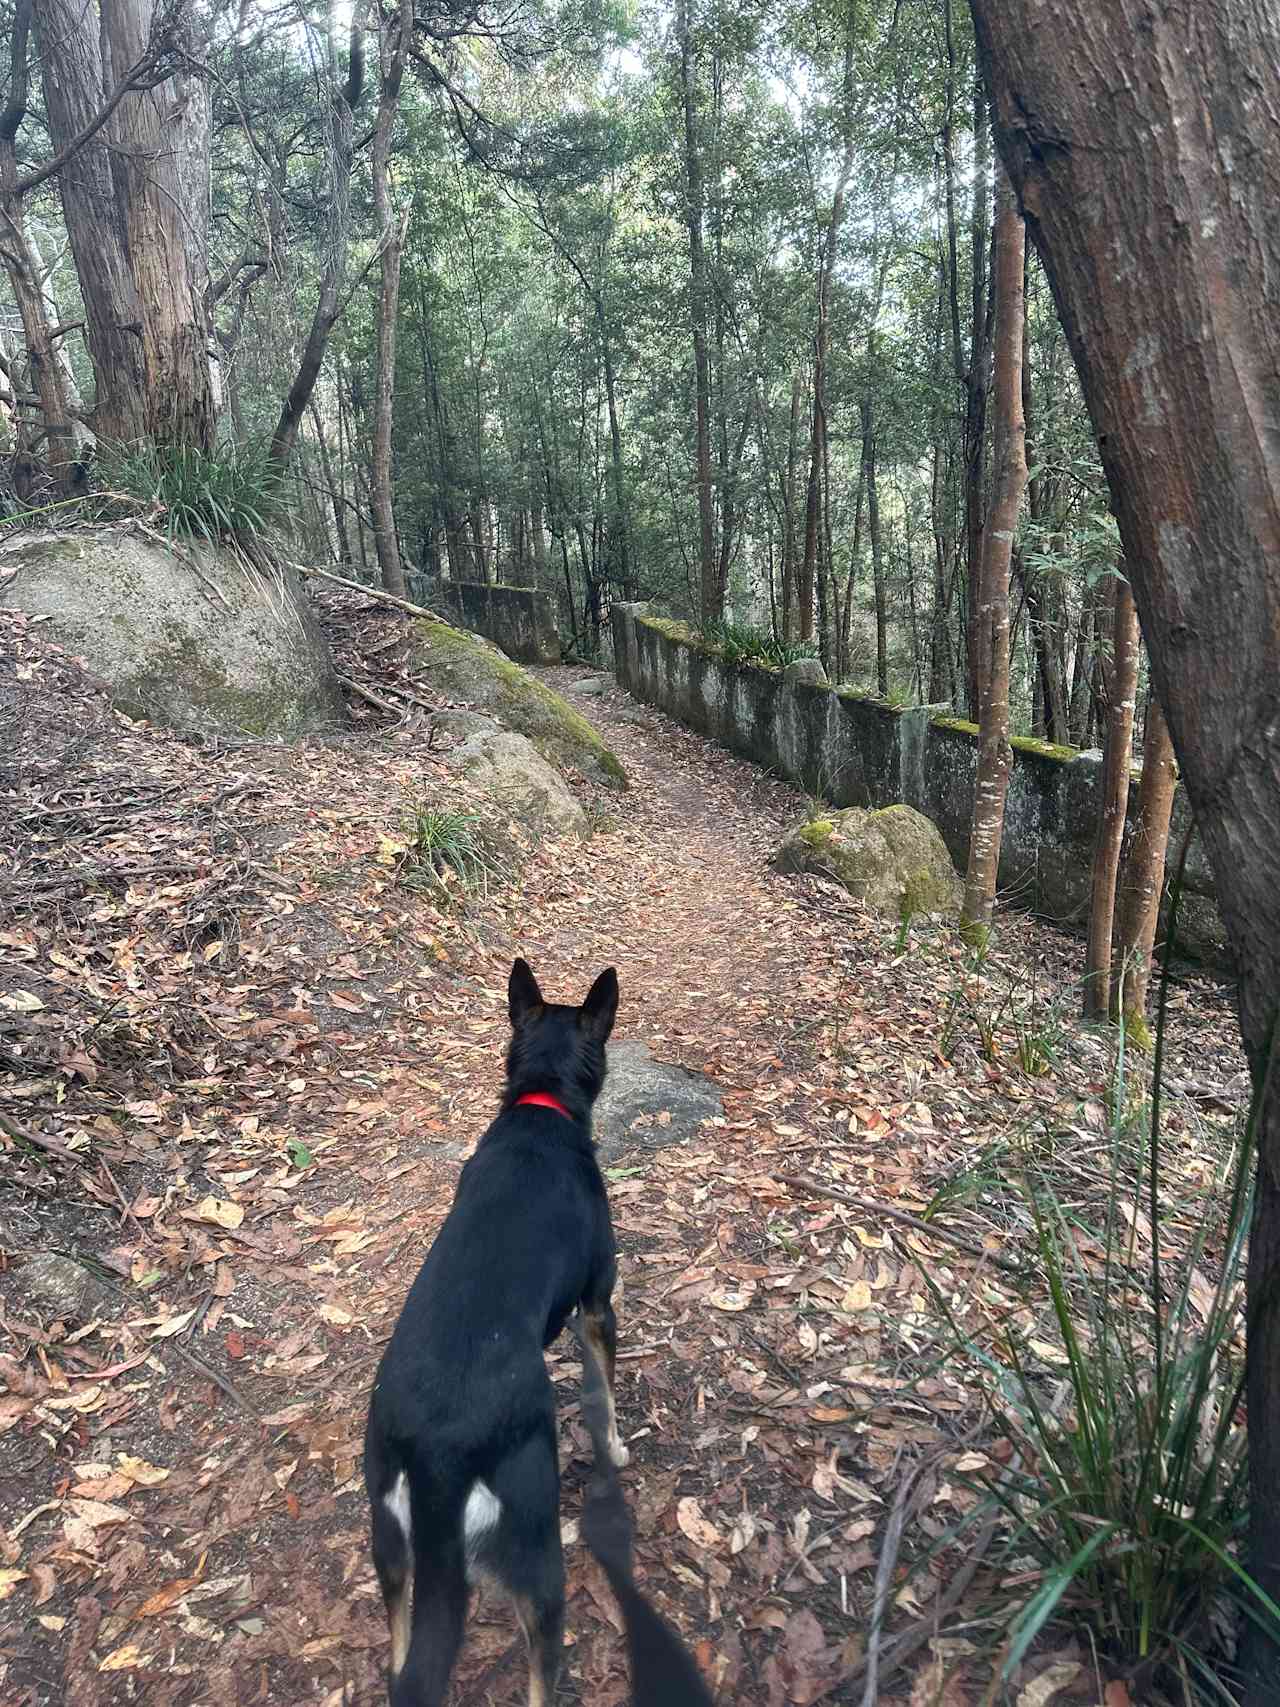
[514,1091,573,1120]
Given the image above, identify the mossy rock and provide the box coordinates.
[0,529,346,738]
[408,618,626,788]
[775,802,961,919]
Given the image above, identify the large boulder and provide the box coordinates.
[0,529,345,738]
[408,617,626,788]
[775,803,961,919]
[446,729,586,835]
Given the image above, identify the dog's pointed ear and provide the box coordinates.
[509,958,545,1029]
[579,967,618,1043]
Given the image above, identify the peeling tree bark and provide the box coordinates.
[969,3,1280,1689]
[33,0,212,446]
[960,166,1026,950]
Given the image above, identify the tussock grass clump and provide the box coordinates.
[925,1012,1276,1702]
[399,805,504,898]
[102,440,285,544]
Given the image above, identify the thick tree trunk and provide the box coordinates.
[97,0,213,447]
[676,0,716,625]
[960,168,1027,949]
[32,0,195,443]
[1083,574,1139,1017]
[1113,696,1176,1048]
[969,4,1280,1689]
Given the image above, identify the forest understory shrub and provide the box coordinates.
[697,617,820,670]
[918,1002,1275,1704]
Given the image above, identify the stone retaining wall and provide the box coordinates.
[612,603,1225,961]
[434,581,561,665]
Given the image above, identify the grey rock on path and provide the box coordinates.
[595,1039,722,1162]
[445,729,586,835]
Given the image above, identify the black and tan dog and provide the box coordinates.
[364,958,627,1706]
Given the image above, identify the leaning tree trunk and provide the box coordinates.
[1083,573,1140,1017]
[269,1,364,467]
[1113,695,1177,1050]
[969,4,1280,1692]
[960,167,1027,950]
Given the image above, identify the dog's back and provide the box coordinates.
[365,961,621,1707]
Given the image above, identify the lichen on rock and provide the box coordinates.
[408,618,626,788]
[775,802,961,919]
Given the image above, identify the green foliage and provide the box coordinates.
[285,1137,314,1170]
[102,441,285,545]
[698,618,819,670]
[400,805,502,896]
[924,1027,1273,1698]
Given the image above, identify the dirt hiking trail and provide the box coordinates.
[1,616,1241,1707]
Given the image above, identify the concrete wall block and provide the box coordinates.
[610,604,1227,963]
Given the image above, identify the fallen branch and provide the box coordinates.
[336,672,402,716]
[860,1453,935,1707]
[809,1511,998,1704]
[776,1173,1025,1277]
[292,561,445,623]
[0,1111,81,1165]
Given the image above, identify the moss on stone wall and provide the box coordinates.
[929,713,981,738]
[1009,733,1080,763]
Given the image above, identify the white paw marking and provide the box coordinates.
[609,1438,630,1470]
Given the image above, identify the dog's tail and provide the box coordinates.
[582,1467,714,1706]
[373,1453,470,1707]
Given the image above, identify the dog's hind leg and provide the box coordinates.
[370,1470,414,1677]
[392,1553,467,1707]
[576,1297,628,1468]
[486,1433,565,1707]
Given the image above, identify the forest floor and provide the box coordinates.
[0,599,1248,1707]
